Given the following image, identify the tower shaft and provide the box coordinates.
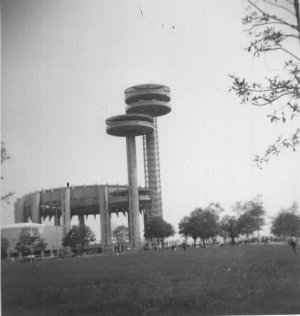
[145,118,162,217]
[126,135,141,249]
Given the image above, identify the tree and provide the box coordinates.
[220,215,241,245]
[178,204,220,246]
[1,142,14,202]
[220,197,266,243]
[113,225,129,244]
[1,237,10,258]
[144,217,175,249]
[63,225,96,256]
[271,203,300,237]
[16,227,47,256]
[230,0,300,167]
[179,213,201,246]
[234,197,266,238]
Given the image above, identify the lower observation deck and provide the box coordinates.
[106,114,154,137]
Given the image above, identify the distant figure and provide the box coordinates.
[182,242,187,251]
[289,236,297,255]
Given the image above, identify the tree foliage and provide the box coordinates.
[271,203,300,237]
[63,225,96,256]
[1,237,10,257]
[112,225,129,244]
[178,204,220,246]
[220,215,241,245]
[144,217,175,248]
[220,197,266,243]
[233,196,266,237]
[1,141,14,202]
[230,0,300,167]
[16,227,47,255]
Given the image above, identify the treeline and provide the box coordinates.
[177,198,300,246]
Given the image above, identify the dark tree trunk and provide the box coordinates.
[294,0,300,40]
[193,237,197,247]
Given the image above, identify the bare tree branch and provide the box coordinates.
[248,0,298,30]
[1,192,15,203]
[261,0,296,15]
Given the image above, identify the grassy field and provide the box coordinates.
[2,244,300,315]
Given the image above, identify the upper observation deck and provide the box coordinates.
[124,84,171,105]
[106,114,154,137]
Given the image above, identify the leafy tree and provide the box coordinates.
[230,0,300,166]
[178,204,220,246]
[220,215,241,245]
[113,225,129,244]
[63,225,96,256]
[220,197,266,243]
[1,237,10,258]
[144,217,175,249]
[234,196,266,238]
[1,142,14,202]
[179,213,201,246]
[16,227,47,256]
[271,203,300,237]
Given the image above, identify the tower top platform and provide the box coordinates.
[106,114,154,137]
[124,84,171,105]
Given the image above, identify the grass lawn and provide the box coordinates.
[2,244,300,315]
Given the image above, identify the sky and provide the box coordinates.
[1,0,300,240]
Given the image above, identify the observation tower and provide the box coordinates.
[125,84,171,219]
[106,114,154,249]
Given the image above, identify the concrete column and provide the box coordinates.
[78,214,85,226]
[54,213,61,226]
[31,192,41,223]
[14,197,25,223]
[63,186,71,236]
[99,186,112,250]
[126,135,140,250]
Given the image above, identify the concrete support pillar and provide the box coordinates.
[62,186,71,237]
[143,209,150,235]
[78,214,85,226]
[31,192,41,223]
[54,214,61,226]
[99,186,112,250]
[126,135,140,250]
[15,197,25,223]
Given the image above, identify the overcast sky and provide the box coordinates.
[2,0,299,240]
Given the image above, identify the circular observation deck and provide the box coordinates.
[125,84,171,105]
[106,114,154,137]
[16,185,152,221]
[126,100,171,117]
